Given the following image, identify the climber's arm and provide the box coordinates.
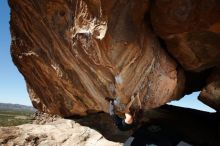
[109,100,134,131]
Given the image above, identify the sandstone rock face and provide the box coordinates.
[200,68,220,111]
[151,0,220,111]
[151,0,220,71]
[0,119,122,146]
[9,0,184,116]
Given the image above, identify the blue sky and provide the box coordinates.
[168,92,215,112]
[0,0,31,106]
[0,1,216,112]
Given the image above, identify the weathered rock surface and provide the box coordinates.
[0,118,122,146]
[31,111,132,142]
[9,0,184,116]
[151,0,220,71]
[0,105,219,146]
[7,0,220,144]
[200,68,220,111]
[150,0,220,111]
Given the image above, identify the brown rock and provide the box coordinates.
[199,68,220,111]
[151,0,220,71]
[9,0,184,116]
[32,111,61,125]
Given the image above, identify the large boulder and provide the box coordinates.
[199,68,220,111]
[151,0,220,71]
[9,0,184,116]
[151,0,220,110]
[0,118,122,146]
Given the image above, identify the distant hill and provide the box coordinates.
[0,103,36,127]
[0,103,36,112]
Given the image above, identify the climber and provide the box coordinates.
[107,93,142,131]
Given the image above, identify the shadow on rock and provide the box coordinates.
[67,105,220,146]
[67,113,132,143]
